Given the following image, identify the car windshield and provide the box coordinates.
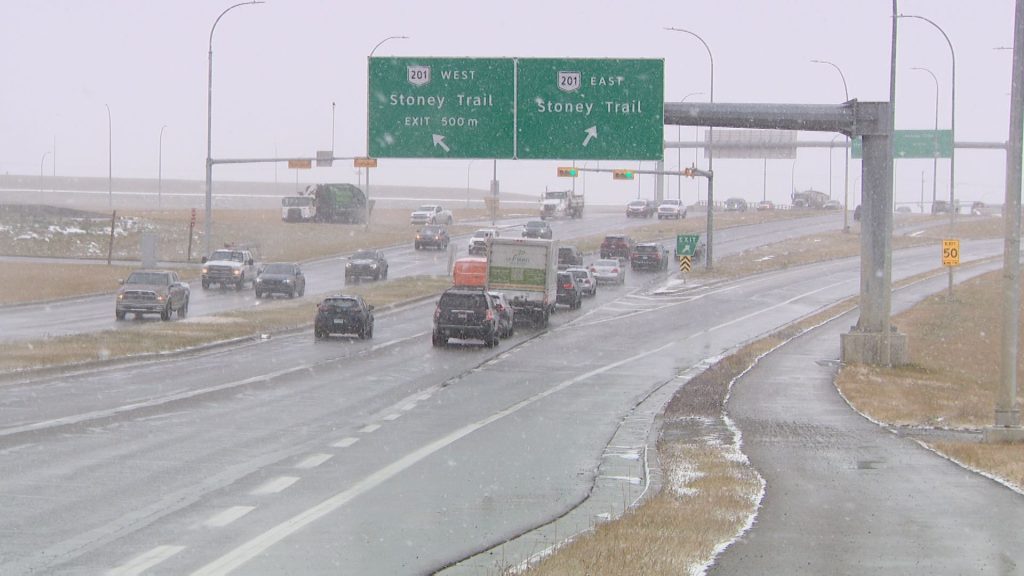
[263,263,293,274]
[11,5,1017,574]
[125,272,170,285]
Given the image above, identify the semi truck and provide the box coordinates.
[486,237,558,328]
[539,188,584,220]
[282,183,373,223]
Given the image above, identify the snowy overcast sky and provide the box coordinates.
[0,1,1017,206]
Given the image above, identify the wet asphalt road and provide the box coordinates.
[710,265,1024,575]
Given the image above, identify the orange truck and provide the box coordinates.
[451,257,487,287]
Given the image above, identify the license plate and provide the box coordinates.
[333,319,346,325]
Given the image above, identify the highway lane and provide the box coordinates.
[0,238,1002,575]
[0,212,845,343]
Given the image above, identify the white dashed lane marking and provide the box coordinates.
[359,424,381,433]
[203,506,256,528]
[294,453,333,469]
[332,437,359,448]
[382,413,401,421]
[250,476,300,496]
[108,545,185,575]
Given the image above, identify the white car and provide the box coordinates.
[657,199,687,220]
[467,229,498,255]
[589,259,626,285]
[410,204,453,226]
[566,267,597,296]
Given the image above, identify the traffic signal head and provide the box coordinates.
[682,168,693,177]
[557,167,579,178]
[612,169,635,180]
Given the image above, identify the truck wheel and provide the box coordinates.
[202,280,209,289]
[235,276,244,291]
[160,305,171,321]
[255,289,262,299]
[178,299,189,319]
[432,331,446,347]
[115,310,126,321]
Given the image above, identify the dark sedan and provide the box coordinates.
[345,249,389,282]
[415,225,450,250]
[522,220,553,239]
[314,294,375,340]
[255,262,305,298]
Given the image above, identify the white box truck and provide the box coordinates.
[486,237,558,328]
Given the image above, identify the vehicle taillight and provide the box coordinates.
[433,306,441,321]
[612,268,619,273]
[485,310,494,321]
[562,282,573,289]
[589,267,596,272]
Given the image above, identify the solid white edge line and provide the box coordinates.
[189,341,676,576]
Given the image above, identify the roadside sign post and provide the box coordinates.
[943,238,960,301]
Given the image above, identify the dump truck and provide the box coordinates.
[486,237,558,328]
[282,183,373,223]
[539,188,584,220]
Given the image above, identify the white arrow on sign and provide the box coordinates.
[582,126,598,147]
[432,134,450,153]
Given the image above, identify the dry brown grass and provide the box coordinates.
[0,275,450,373]
[0,261,138,303]
[927,441,1024,491]
[837,271,1024,429]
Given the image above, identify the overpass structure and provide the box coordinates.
[663,100,902,366]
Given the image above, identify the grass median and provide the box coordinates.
[0,275,451,374]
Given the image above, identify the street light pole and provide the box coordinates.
[205,0,263,256]
[366,35,409,230]
[105,103,112,208]
[158,124,167,209]
[899,14,956,233]
[829,133,842,200]
[811,59,850,231]
[39,151,50,194]
[911,66,940,209]
[466,159,475,209]
[665,27,714,269]
[331,101,336,153]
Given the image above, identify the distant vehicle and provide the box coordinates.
[539,188,585,220]
[932,200,951,214]
[556,270,583,310]
[756,200,775,211]
[452,257,488,287]
[314,294,374,340]
[522,220,553,239]
[791,189,829,209]
[657,199,687,220]
[854,204,862,221]
[415,225,450,250]
[281,195,316,222]
[345,249,388,282]
[468,229,498,255]
[201,246,257,290]
[432,286,500,348]
[823,199,843,210]
[557,245,583,270]
[895,205,913,214]
[488,291,515,338]
[486,237,558,328]
[626,199,655,218]
[600,234,634,261]
[566,267,597,297]
[255,262,305,299]
[410,204,453,226]
[631,242,670,271]
[589,258,625,285]
[971,201,986,215]
[724,197,749,212]
[282,183,371,224]
[116,269,190,321]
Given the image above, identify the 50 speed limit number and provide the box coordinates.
[942,239,960,267]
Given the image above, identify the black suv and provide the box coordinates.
[415,225,450,250]
[255,262,305,299]
[522,220,553,239]
[556,271,582,310]
[314,294,375,340]
[631,242,670,271]
[345,249,389,282]
[600,234,634,260]
[557,245,583,270]
[432,287,500,348]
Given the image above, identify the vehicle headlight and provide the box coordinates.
[117,293,124,300]
[370,263,378,268]
[202,267,208,274]
[283,278,292,284]
[256,278,263,283]
[156,295,166,301]
[346,262,352,268]
[233,269,241,276]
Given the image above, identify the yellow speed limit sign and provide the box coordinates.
[942,239,960,267]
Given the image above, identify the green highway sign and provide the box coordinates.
[367,57,664,161]
[368,57,515,159]
[851,129,953,159]
[515,58,664,160]
[676,234,701,257]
